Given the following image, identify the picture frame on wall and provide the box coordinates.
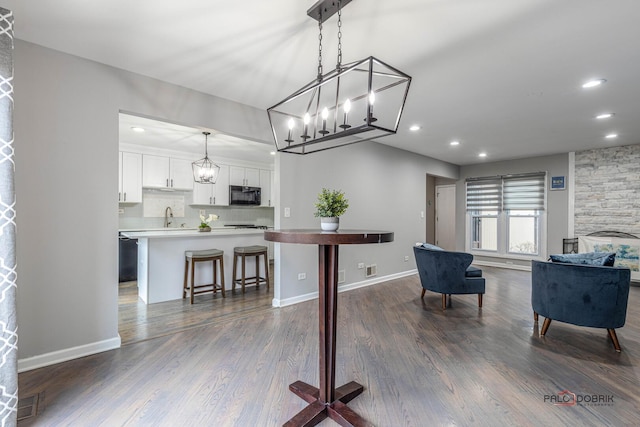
[550,176,565,191]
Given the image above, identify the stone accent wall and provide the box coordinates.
[575,144,640,236]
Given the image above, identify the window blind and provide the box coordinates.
[466,178,502,211]
[466,173,546,211]
[503,173,545,210]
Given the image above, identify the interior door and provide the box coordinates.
[436,185,456,250]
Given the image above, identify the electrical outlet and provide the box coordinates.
[357,262,364,269]
[298,272,306,280]
[420,211,425,218]
[284,207,291,218]
[404,255,409,262]
[338,270,346,284]
[199,209,205,216]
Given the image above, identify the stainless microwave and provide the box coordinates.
[229,185,261,206]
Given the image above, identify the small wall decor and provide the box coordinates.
[550,176,565,191]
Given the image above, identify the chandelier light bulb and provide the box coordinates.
[340,99,352,130]
[344,99,351,114]
[369,91,376,105]
[285,118,295,143]
[301,112,311,141]
[320,107,330,135]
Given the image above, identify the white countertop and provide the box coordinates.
[121,228,266,239]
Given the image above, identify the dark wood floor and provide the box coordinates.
[118,274,274,345]
[18,267,640,426]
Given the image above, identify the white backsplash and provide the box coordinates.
[119,189,274,230]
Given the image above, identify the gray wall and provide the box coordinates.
[14,40,272,362]
[276,141,459,302]
[457,153,570,265]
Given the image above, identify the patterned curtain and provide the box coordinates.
[0,7,17,427]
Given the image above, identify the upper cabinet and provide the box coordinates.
[260,169,274,207]
[192,164,230,206]
[142,154,193,191]
[229,166,260,187]
[119,151,142,203]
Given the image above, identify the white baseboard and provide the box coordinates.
[18,335,121,373]
[273,269,417,308]
[473,260,532,272]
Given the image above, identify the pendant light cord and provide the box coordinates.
[317,20,323,81]
[336,0,342,70]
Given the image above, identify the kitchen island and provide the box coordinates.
[121,228,269,304]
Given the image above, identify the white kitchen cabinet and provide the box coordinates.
[192,164,230,205]
[119,151,142,203]
[143,154,193,190]
[229,166,260,187]
[259,169,274,207]
[170,158,194,190]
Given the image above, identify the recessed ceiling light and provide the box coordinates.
[269,151,276,155]
[131,126,145,133]
[450,140,460,146]
[409,125,421,131]
[595,113,614,119]
[582,79,606,89]
[478,152,487,158]
[605,133,618,139]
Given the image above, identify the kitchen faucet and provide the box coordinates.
[164,206,173,228]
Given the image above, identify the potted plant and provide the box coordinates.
[314,188,349,231]
[199,213,219,232]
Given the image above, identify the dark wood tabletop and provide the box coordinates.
[264,229,394,245]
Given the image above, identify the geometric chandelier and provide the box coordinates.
[192,131,221,184]
[267,0,412,155]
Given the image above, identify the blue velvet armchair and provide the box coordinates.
[413,245,486,310]
[531,260,631,352]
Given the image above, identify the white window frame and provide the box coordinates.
[465,173,547,261]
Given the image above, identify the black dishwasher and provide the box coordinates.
[118,233,138,282]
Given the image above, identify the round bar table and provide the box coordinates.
[265,229,394,427]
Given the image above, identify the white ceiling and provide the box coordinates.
[6,0,640,165]
[119,113,275,165]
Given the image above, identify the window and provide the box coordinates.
[466,173,546,258]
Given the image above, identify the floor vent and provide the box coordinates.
[365,264,377,278]
[17,392,43,421]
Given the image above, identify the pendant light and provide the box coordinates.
[267,0,411,154]
[192,131,221,184]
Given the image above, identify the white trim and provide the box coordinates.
[272,270,417,308]
[472,260,531,271]
[568,152,575,237]
[18,336,121,373]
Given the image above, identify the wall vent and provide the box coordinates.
[338,270,346,284]
[365,264,377,278]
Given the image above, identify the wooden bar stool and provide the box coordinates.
[183,249,225,304]
[232,245,269,294]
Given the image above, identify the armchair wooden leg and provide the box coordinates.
[534,311,539,323]
[607,329,622,352]
[540,318,552,336]
[441,294,447,310]
[477,293,483,308]
[421,288,426,299]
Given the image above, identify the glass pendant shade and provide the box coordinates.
[192,132,221,183]
[267,56,411,154]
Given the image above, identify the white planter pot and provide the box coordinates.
[320,217,340,231]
